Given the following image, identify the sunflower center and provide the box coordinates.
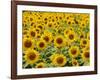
[68,21,71,24]
[48,24,52,27]
[69,34,74,40]
[36,29,40,33]
[23,31,27,35]
[66,30,69,34]
[24,40,32,48]
[39,42,45,48]
[84,52,89,58]
[56,38,63,44]
[80,35,84,38]
[28,53,36,60]
[82,23,85,26]
[56,57,64,64]
[44,18,47,21]
[31,31,35,37]
[31,22,34,26]
[83,40,87,44]
[73,61,77,65]
[71,49,77,55]
[30,18,33,21]
[38,25,42,29]
[44,36,49,42]
[37,35,40,38]
[37,65,43,68]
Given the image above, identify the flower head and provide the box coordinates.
[24,49,40,64]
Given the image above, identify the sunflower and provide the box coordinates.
[67,31,77,42]
[36,33,41,39]
[37,24,44,30]
[35,28,41,34]
[50,15,57,23]
[29,14,36,21]
[43,15,49,22]
[72,59,79,66]
[69,46,80,58]
[35,62,45,68]
[46,21,54,29]
[64,28,71,38]
[50,54,67,67]
[29,29,37,38]
[54,35,65,48]
[23,38,34,50]
[24,49,40,64]
[79,21,87,28]
[82,50,90,61]
[80,39,89,48]
[37,39,47,50]
[41,32,53,44]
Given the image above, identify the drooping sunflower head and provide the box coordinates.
[23,38,34,50]
[35,62,46,68]
[69,46,80,58]
[50,53,67,67]
[24,49,40,64]
[54,35,65,48]
[37,39,47,50]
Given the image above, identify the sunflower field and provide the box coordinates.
[22,11,90,68]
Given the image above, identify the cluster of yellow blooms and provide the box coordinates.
[22,11,90,68]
